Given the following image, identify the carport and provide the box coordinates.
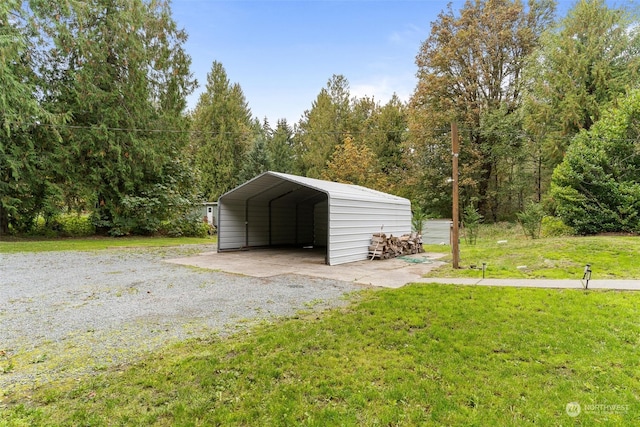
[217,171,412,265]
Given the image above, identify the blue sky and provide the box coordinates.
[170,0,582,126]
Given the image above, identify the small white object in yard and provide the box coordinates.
[516,265,528,270]
[497,240,508,244]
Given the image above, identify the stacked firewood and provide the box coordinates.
[369,232,424,260]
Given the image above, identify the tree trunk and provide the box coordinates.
[477,158,494,222]
[536,155,542,202]
[0,205,9,236]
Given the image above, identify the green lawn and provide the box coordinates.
[2,284,638,426]
[0,236,216,253]
[424,230,640,279]
[2,230,639,425]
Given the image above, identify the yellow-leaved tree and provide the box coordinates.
[322,135,387,191]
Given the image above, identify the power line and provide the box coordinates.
[8,120,640,143]
[31,122,415,137]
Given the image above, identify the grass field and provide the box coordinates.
[423,224,640,279]
[2,284,638,425]
[0,236,216,253]
[2,227,639,425]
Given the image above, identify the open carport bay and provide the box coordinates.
[217,172,413,266]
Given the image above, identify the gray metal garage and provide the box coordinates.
[217,171,412,265]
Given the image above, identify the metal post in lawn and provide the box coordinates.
[582,264,592,289]
[451,122,460,269]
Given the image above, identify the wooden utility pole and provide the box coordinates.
[451,122,460,269]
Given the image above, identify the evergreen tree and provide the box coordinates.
[191,61,253,201]
[524,0,640,169]
[0,0,66,235]
[32,0,196,235]
[267,119,295,173]
[551,89,640,234]
[238,131,271,183]
[294,75,352,178]
[367,95,410,195]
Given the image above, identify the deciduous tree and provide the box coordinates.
[410,0,554,219]
[321,135,386,189]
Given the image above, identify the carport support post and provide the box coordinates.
[451,122,460,269]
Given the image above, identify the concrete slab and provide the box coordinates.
[166,248,640,291]
[166,248,446,288]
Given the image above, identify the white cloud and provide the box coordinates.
[388,23,428,47]
[351,73,416,105]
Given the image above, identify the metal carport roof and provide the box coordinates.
[217,171,412,265]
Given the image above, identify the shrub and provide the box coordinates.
[517,202,545,239]
[551,89,640,234]
[162,211,211,238]
[412,207,428,233]
[58,214,96,237]
[462,206,483,245]
[541,216,574,237]
[26,216,58,238]
[24,214,95,237]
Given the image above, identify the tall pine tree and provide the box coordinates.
[267,119,295,174]
[0,0,67,234]
[294,75,352,178]
[191,61,253,201]
[32,0,196,235]
[524,0,640,168]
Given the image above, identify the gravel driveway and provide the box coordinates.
[0,246,363,398]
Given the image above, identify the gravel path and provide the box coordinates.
[0,246,363,397]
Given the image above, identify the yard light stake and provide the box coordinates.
[582,264,592,289]
[581,264,591,289]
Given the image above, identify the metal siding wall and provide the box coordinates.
[327,196,411,265]
[247,200,269,246]
[218,200,246,250]
[314,199,328,246]
[270,200,296,245]
[297,204,314,245]
[423,219,452,245]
